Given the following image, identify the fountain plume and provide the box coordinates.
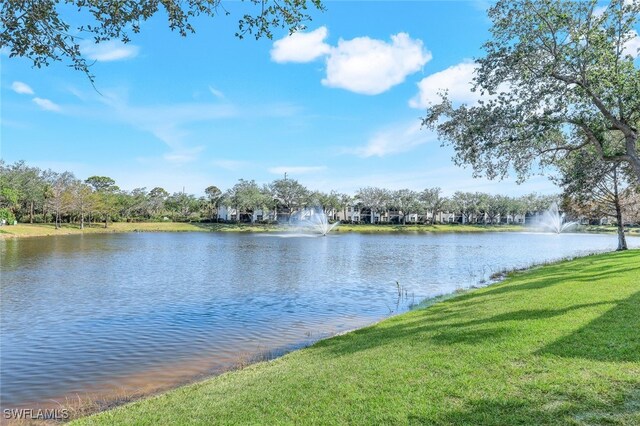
[538,203,578,233]
[292,207,339,236]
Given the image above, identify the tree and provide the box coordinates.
[47,171,75,229]
[478,193,513,224]
[309,190,341,216]
[507,197,526,224]
[166,192,200,221]
[85,176,119,192]
[0,161,44,223]
[86,176,119,227]
[338,193,353,222]
[148,187,169,218]
[622,187,640,224]
[472,192,487,224]
[71,180,93,229]
[119,188,148,221]
[482,194,500,225]
[420,187,446,224]
[1,0,324,82]
[492,195,513,224]
[225,179,267,223]
[269,178,309,218]
[0,183,19,216]
[558,150,632,250]
[475,193,491,224]
[451,192,479,224]
[424,0,640,184]
[391,189,419,224]
[260,184,279,222]
[356,187,390,224]
[204,185,223,221]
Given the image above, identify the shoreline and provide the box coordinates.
[0,264,497,421]
[1,222,636,240]
[0,222,524,239]
[0,253,531,418]
[68,249,639,425]
[6,250,632,423]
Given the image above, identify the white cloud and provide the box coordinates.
[594,5,608,16]
[208,86,225,99]
[98,92,237,148]
[409,61,480,108]
[67,85,89,101]
[32,97,61,112]
[271,29,431,95]
[268,166,327,175]
[322,33,431,95]
[56,86,303,165]
[72,90,239,163]
[81,40,139,62]
[623,30,640,58]
[597,0,636,16]
[270,26,331,63]
[350,121,435,158]
[11,81,34,95]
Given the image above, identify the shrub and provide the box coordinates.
[0,208,16,224]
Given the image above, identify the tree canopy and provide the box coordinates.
[1,0,324,81]
[269,178,309,212]
[5,159,638,229]
[424,0,640,184]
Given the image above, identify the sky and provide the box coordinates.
[1,0,563,196]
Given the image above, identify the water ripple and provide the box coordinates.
[1,231,637,408]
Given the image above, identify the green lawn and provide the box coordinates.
[584,225,640,235]
[0,222,288,238]
[5,222,636,239]
[0,222,525,239]
[74,250,640,425]
[0,222,209,238]
[333,223,524,233]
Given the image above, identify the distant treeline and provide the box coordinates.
[0,160,625,227]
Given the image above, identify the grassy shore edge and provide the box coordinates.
[2,222,637,240]
[71,250,640,425]
[0,222,528,239]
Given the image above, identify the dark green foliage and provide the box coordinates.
[85,176,119,193]
[424,0,640,183]
[0,207,16,223]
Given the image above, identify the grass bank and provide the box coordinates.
[333,223,524,233]
[75,250,640,425]
[0,222,525,239]
[0,222,288,239]
[584,225,640,235]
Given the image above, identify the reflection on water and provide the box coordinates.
[1,231,637,408]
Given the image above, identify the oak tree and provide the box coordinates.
[424,0,640,183]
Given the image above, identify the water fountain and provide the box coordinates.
[291,207,339,236]
[538,203,578,233]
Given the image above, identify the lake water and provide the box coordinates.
[1,231,638,409]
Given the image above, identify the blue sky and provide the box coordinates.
[1,0,560,196]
